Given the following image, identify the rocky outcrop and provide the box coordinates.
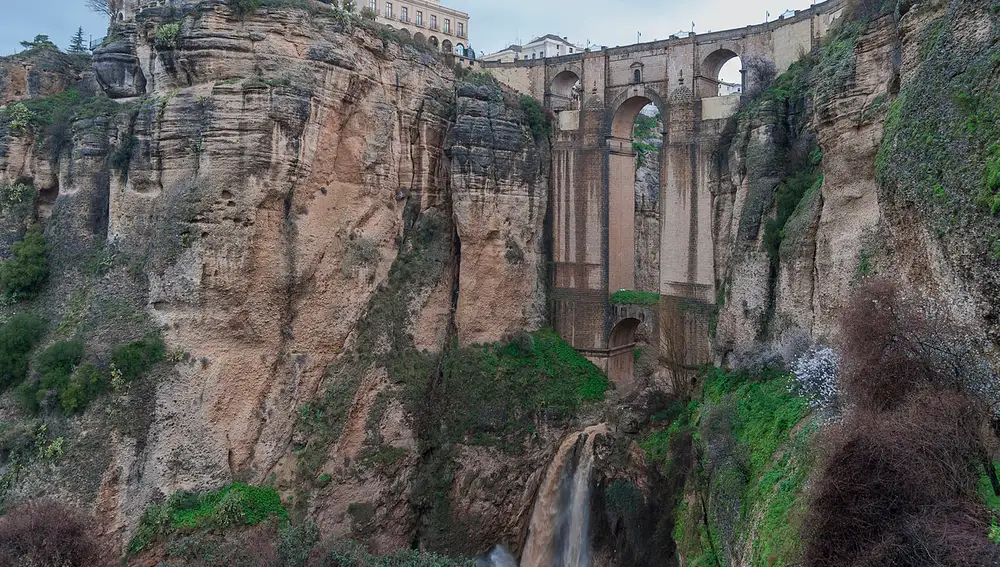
[0,0,562,557]
[448,83,549,345]
[0,48,91,105]
[712,0,1000,360]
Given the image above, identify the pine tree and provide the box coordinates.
[69,27,87,53]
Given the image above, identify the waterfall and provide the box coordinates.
[519,424,609,567]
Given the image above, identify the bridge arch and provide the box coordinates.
[699,47,743,98]
[550,70,581,110]
[607,88,666,293]
[608,317,641,387]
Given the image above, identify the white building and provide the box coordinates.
[483,34,583,63]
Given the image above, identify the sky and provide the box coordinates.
[2,0,822,58]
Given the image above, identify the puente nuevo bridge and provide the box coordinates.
[482,0,848,386]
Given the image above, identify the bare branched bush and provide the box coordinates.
[741,56,777,100]
[0,499,98,567]
[803,280,1000,567]
[838,280,1000,412]
[86,0,121,18]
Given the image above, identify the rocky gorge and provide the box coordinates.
[0,0,998,565]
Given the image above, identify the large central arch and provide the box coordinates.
[607,89,666,295]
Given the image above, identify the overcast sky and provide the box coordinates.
[2,0,822,57]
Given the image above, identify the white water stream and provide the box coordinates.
[513,423,609,567]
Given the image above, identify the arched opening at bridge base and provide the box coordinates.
[608,318,641,389]
[608,96,663,295]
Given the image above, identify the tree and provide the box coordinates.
[19,35,57,51]
[69,27,87,53]
[85,0,120,18]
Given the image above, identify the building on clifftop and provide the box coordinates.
[367,0,470,56]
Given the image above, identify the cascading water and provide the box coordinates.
[518,424,609,567]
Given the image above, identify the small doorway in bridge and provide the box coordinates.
[608,98,663,295]
[608,318,641,389]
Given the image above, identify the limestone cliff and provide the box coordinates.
[0,0,555,557]
[713,0,1000,362]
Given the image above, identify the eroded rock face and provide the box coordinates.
[0,0,561,557]
[712,0,999,361]
[0,48,91,105]
[449,83,550,345]
[92,32,147,99]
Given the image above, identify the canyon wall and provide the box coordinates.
[0,0,564,558]
[712,0,1000,363]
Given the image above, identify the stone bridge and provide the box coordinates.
[483,0,847,386]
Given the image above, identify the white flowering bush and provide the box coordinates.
[790,346,840,411]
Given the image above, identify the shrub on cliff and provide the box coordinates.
[111,334,165,382]
[0,225,50,301]
[129,483,288,556]
[0,314,45,391]
[16,340,95,414]
[230,0,261,16]
[0,499,97,566]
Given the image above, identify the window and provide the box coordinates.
[458,23,464,37]
[369,0,376,11]
[430,14,437,29]
[633,69,642,84]
[444,19,450,34]
[416,11,422,24]
[532,53,536,59]
[570,47,574,53]
[400,6,407,21]
[385,2,392,18]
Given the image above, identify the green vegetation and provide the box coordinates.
[154,23,181,50]
[633,112,661,168]
[0,183,36,212]
[326,540,474,566]
[645,367,813,567]
[874,13,1000,262]
[0,226,50,301]
[16,340,85,414]
[763,165,823,268]
[519,95,551,142]
[980,462,1000,545]
[230,0,262,16]
[129,483,288,555]
[610,290,660,306]
[0,314,45,391]
[419,329,611,447]
[110,334,166,382]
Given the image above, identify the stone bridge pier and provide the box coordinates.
[484,0,846,386]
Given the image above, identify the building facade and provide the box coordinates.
[483,35,583,63]
[369,0,470,56]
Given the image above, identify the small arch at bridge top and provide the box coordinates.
[413,32,426,43]
[429,36,440,48]
[700,48,743,98]
[442,39,454,54]
[608,317,642,387]
[550,70,582,110]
